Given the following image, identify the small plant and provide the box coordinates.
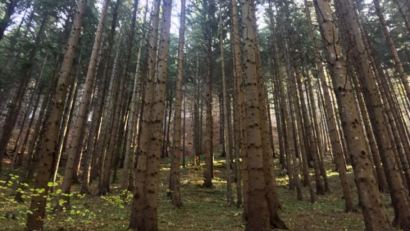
[0,175,96,229]
[101,189,133,209]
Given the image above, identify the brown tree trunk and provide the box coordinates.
[304,0,354,206]
[122,0,148,190]
[242,1,270,230]
[203,29,214,188]
[0,15,48,171]
[25,1,87,229]
[314,0,392,229]
[373,0,410,103]
[129,0,161,229]
[169,0,186,208]
[57,0,110,210]
[231,0,248,218]
[335,0,410,228]
[218,0,233,205]
[141,0,173,229]
[100,0,139,195]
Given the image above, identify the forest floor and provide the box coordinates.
[0,150,396,231]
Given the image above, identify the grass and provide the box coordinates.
[0,151,397,231]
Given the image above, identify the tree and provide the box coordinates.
[25,0,87,230]
[169,0,186,208]
[129,0,161,229]
[313,0,392,229]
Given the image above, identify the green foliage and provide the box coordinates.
[101,190,132,209]
[0,176,96,230]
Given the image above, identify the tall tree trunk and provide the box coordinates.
[373,0,410,103]
[53,56,81,185]
[335,0,410,228]
[231,0,248,218]
[129,0,161,229]
[25,1,87,229]
[89,0,122,184]
[57,0,110,210]
[218,0,234,205]
[169,0,186,208]
[100,0,139,195]
[18,87,43,169]
[141,0,173,229]
[304,0,354,204]
[122,0,148,190]
[313,0,392,230]
[182,95,186,169]
[0,15,48,171]
[241,1,270,230]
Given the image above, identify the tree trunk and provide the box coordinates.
[122,0,148,190]
[313,0,392,229]
[335,0,410,228]
[129,0,161,229]
[373,0,410,103]
[100,0,139,195]
[169,0,186,208]
[25,1,87,229]
[89,0,122,184]
[57,0,110,210]
[231,0,248,218]
[241,1,270,230]
[218,1,234,205]
[0,15,48,171]
[203,35,214,188]
[140,0,173,229]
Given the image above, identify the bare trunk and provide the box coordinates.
[314,0,392,229]
[169,0,186,208]
[25,1,86,229]
[242,1,270,230]
[122,0,148,190]
[231,0,248,218]
[129,0,161,229]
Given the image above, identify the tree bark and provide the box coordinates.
[313,0,392,229]
[169,0,186,209]
[241,1,270,230]
[335,0,410,228]
[141,0,173,229]
[231,0,248,218]
[129,0,161,229]
[122,0,148,190]
[0,15,48,171]
[218,0,234,205]
[25,1,87,229]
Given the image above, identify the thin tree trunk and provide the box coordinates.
[122,0,148,190]
[100,0,139,195]
[57,0,110,210]
[0,15,48,171]
[169,0,186,208]
[231,0,248,218]
[373,0,410,103]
